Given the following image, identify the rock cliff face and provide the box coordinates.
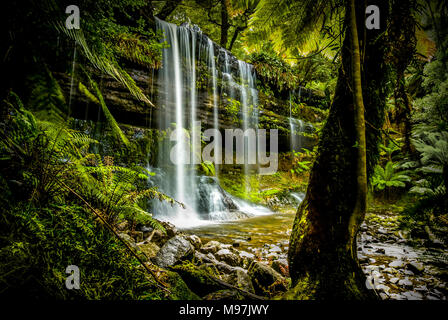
[56,24,325,153]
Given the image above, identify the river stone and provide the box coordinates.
[193,251,216,264]
[201,241,223,254]
[248,261,287,296]
[153,235,194,268]
[389,277,400,284]
[228,267,255,293]
[389,260,406,268]
[398,278,413,287]
[160,221,177,238]
[187,235,202,250]
[407,261,425,274]
[138,242,160,259]
[150,229,169,246]
[271,259,289,277]
[215,249,241,267]
[238,251,255,269]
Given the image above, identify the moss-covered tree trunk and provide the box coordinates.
[286,0,390,300]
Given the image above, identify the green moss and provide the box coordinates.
[168,261,224,297]
[161,270,201,300]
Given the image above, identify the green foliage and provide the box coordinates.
[0,93,180,298]
[372,161,411,193]
[199,161,216,177]
[290,149,315,176]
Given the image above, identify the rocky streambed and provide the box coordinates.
[118,206,448,300]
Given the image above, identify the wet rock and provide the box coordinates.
[161,221,177,238]
[248,261,287,296]
[150,229,169,246]
[389,260,406,268]
[201,241,223,254]
[193,251,216,264]
[228,268,255,293]
[214,262,235,274]
[398,278,413,288]
[407,261,425,274]
[389,277,400,284]
[402,291,423,300]
[269,245,282,253]
[153,235,194,268]
[375,248,386,254]
[187,235,202,250]
[271,259,289,277]
[215,249,241,267]
[238,251,255,268]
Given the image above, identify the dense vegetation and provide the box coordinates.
[0,0,447,300]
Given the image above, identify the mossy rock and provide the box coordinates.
[161,270,201,300]
[169,261,227,297]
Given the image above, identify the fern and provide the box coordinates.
[56,23,154,107]
[372,161,411,192]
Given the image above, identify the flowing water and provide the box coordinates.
[152,19,271,228]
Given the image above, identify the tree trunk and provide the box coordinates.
[220,0,230,48]
[286,0,390,299]
[228,26,242,51]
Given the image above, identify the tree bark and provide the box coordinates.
[286,0,390,299]
[220,0,230,48]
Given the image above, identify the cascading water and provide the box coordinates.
[289,89,305,152]
[152,19,269,227]
[207,38,220,173]
[237,61,259,193]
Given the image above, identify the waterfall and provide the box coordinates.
[238,61,259,192]
[153,19,267,227]
[155,19,200,225]
[289,89,304,152]
[207,38,220,173]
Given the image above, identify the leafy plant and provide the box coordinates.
[371,161,411,198]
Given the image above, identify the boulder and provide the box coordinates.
[248,261,287,296]
[407,261,425,274]
[215,249,241,267]
[159,221,177,238]
[153,235,194,268]
[150,229,169,246]
[201,241,224,254]
[228,268,255,293]
[389,260,406,268]
[169,262,226,297]
[187,235,202,250]
[271,259,289,277]
[238,251,255,269]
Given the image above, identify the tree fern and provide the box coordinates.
[372,161,411,192]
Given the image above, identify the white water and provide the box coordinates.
[289,89,305,152]
[154,19,268,228]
